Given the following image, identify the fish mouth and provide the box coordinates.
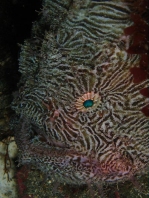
[17,122,133,184]
[20,142,133,183]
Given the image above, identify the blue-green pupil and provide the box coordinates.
[83,100,94,108]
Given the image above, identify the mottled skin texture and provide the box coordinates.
[12,0,149,187]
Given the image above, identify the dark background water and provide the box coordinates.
[0,0,42,88]
[0,0,42,139]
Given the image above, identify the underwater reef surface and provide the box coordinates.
[12,0,149,197]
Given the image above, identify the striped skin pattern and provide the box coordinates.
[12,0,149,186]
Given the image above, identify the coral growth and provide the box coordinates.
[124,0,149,118]
[16,165,34,198]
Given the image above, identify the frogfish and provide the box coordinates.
[12,0,149,193]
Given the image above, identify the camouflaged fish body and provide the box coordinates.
[12,0,149,184]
